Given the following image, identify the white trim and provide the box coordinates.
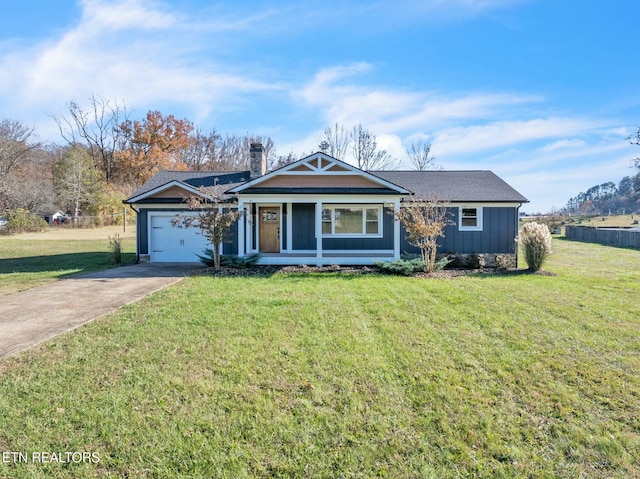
[320,204,383,238]
[393,198,401,260]
[286,249,394,255]
[459,206,483,231]
[238,199,245,256]
[257,254,395,266]
[127,180,212,203]
[238,194,404,204]
[315,201,322,266]
[446,202,522,208]
[128,203,237,210]
[286,202,293,253]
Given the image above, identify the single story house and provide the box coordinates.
[124,144,528,266]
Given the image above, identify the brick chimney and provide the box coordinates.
[250,143,267,179]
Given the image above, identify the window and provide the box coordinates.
[321,205,382,236]
[459,207,482,231]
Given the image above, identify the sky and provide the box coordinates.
[0,0,638,213]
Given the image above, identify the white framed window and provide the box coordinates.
[321,205,383,237]
[459,207,483,231]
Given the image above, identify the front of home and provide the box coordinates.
[124,144,528,266]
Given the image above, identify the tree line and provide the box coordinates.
[0,96,439,230]
[563,126,640,216]
[0,98,285,228]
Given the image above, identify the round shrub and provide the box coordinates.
[517,221,552,271]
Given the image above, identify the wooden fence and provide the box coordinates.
[565,226,640,249]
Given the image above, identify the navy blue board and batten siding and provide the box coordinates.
[290,204,394,251]
[291,204,315,250]
[400,206,519,255]
[137,208,148,255]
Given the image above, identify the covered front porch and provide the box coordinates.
[235,197,402,266]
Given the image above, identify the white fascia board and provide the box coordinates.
[227,152,410,194]
[126,181,212,204]
[402,201,523,208]
[237,193,405,204]
[132,203,238,210]
[446,202,523,208]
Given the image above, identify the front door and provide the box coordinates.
[259,207,280,252]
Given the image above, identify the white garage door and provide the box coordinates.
[149,215,210,262]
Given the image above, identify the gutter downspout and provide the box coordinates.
[515,203,522,268]
[126,203,140,263]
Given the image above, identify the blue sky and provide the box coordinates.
[0,0,638,213]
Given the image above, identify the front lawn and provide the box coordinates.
[0,226,136,295]
[0,239,638,478]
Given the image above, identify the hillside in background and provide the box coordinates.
[563,172,640,215]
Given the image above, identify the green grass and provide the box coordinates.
[0,236,136,295]
[0,239,639,478]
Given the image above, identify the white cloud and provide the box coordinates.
[432,118,600,156]
[0,0,281,134]
[79,0,177,31]
[296,63,542,135]
[539,139,587,152]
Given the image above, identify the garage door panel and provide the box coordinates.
[150,215,210,262]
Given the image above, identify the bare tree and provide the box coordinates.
[53,95,129,184]
[214,133,275,171]
[350,123,395,171]
[319,122,350,160]
[628,127,640,169]
[270,152,299,171]
[407,139,439,171]
[394,196,452,273]
[182,128,221,171]
[0,120,51,212]
[0,120,40,178]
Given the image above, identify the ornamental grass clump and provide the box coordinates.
[109,233,122,264]
[518,221,552,271]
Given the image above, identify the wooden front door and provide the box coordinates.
[259,206,280,252]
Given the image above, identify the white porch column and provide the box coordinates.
[393,199,401,260]
[238,199,245,257]
[286,202,293,253]
[218,205,224,257]
[315,201,323,266]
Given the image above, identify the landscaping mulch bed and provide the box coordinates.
[191,265,554,278]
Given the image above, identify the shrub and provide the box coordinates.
[445,253,483,269]
[197,250,261,268]
[1,209,48,234]
[495,254,515,271]
[375,258,425,276]
[109,233,123,264]
[517,222,552,271]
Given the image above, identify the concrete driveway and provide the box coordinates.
[0,263,202,359]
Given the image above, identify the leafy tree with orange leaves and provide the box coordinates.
[117,111,194,185]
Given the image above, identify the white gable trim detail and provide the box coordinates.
[125,180,212,204]
[227,152,410,194]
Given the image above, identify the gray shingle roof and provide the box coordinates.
[372,170,528,203]
[125,169,528,204]
[127,170,250,199]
